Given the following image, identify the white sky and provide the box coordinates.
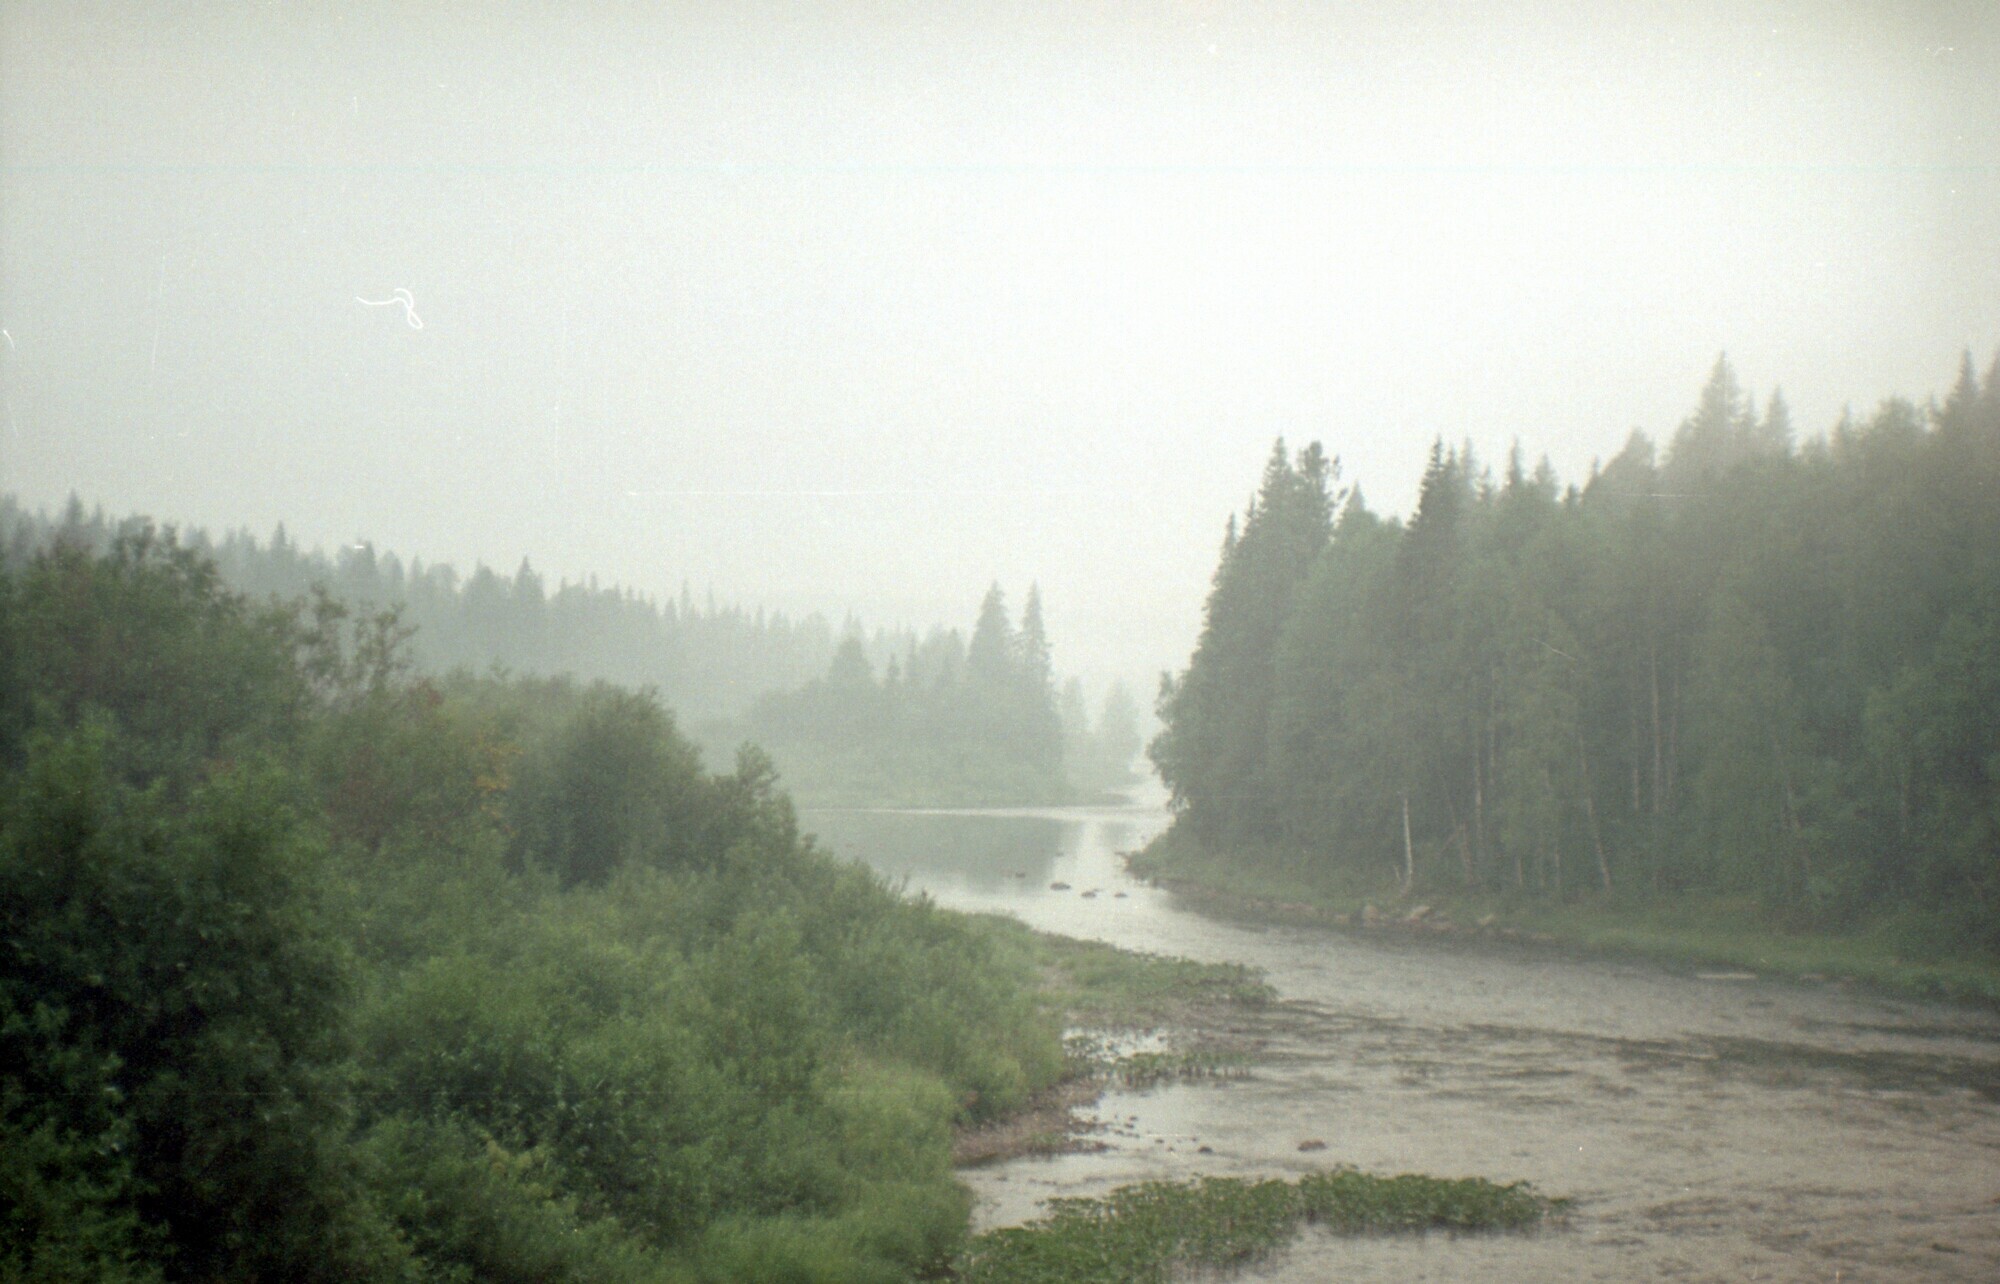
[4,0,1997,692]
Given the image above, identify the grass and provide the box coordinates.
[945,920,1271,1167]
[1514,898,2000,1004]
[1130,832,2000,1006]
[956,1169,1559,1283]
[1022,928,1275,1027]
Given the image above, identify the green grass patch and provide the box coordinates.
[957,910,1272,1028]
[1025,929,1274,1026]
[1513,898,2000,1005]
[1132,831,2000,1007]
[958,1169,1558,1283]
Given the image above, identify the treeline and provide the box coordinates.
[0,498,911,724]
[1152,352,2000,953]
[0,528,1066,1280]
[738,585,1142,805]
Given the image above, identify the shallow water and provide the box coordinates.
[802,797,2000,1281]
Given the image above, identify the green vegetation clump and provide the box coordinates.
[1149,351,2000,964]
[1023,931,1273,1027]
[960,1169,1557,1284]
[0,527,1068,1282]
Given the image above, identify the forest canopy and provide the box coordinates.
[1150,351,2000,955]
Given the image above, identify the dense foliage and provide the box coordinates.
[0,529,1067,1281]
[1151,352,2000,954]
[737,585,1134,805]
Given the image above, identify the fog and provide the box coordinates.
[4,0,1996,690]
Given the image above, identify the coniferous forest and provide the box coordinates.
[734,585,1143,805]
[1150,353,2000,956]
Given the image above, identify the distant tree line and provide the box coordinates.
[1152,352,2000,952]
[1061,676,1146,799]
[0,499,912,725]
[0,505,1146,807]
[740,585,1143,805]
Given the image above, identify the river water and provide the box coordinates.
[802,795,2000,1282]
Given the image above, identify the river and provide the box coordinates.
[802,795,2000,1282]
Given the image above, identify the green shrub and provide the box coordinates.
[0,727,406,1282]
[3,535,1077,1281]
[355,1116,681,1284]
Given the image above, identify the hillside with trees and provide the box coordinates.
[0,506,1141,807]
[0,501,912,725]
[0,526,1070,1281]
[1147,352,2000,959]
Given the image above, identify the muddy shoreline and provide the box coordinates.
[953,1076,1106,1167]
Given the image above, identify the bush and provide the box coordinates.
[0,727,405,1282]
[2,533,1075,1281]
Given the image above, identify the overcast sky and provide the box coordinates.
[4,1,1997,692]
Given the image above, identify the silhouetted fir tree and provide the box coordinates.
[1014,586,1063,776]
[1937,350,1982,442]
[1152,439,1337,842]
[965,584,1015,694]
[1756,387,1794,456]
[1667,354,1748,477]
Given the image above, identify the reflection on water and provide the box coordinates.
[800,799,2000,1283]
[805,809,1073,893]
[802,801,1153,936]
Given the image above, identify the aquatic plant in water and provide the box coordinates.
[958,1168,1558,1283]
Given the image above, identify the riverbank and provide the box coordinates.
[1130,829,2000,1007]
[828,795,2000,1280]
[952,921,1274,1167]
[946,924,1566,1283]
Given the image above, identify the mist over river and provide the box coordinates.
[803,797,2000,1281]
